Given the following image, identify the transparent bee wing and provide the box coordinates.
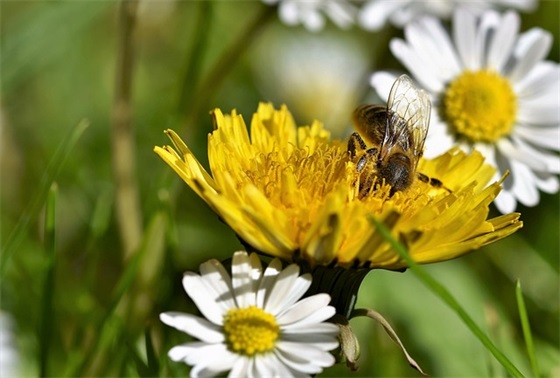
[381,75,431,162]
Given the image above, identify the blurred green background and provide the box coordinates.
[1,1,558,376]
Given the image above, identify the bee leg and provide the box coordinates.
[359,173,374,198]
[417,173,452,193]
[417,173,429,183]
[348,132,367,159]
[356,147,378,172]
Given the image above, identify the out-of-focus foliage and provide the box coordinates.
[1,1,558,376]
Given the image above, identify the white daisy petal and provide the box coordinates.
[272,0,356,31]
[403,19,448,91]
[277,293,333,325]
[373,6,560,212]
[510,134,560,172]
[473,143,499,178]
[515,61,560,98]
[278,1,299,26]
[370,71,399,102]
[453,7,478,70]
[497,138,547,171]
[534,172,560,193]
[420,16,462,79]
[389,39,442,93]
[301,8,325,32]
[263,264,301,315]
[183,272,232,325]
[282,322,340,337]
[162,251,338,376]
[228,356,251,378]
[509,28,553,83]
[253,353,277,378]
[172,342,233,367]
[475,9,501,69]
[280,335,339,352]
[495,149,514,191]
[325,0,357,29]
[276,342,336,371]
[256,258,283,309]
[190,345,238,378]
[424,119,457,158]
[487,11,519,72]
[280,302,336,328]
[511,160,540,207]
[160,312,224,343]
[517,102,560,125]
[269,354,300,378]
[494,187,517,213]
[359,0,406,31]
[359,0,534,31]
[167,342,206,362]
[198,258,236,301]
[272,274,312,313]
[231,251,262,308]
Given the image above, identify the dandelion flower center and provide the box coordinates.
[443,70,517,143]
[223,306,280,356]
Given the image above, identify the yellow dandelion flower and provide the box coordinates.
[154,103,521,273]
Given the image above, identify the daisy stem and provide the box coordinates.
[39,183,58,377]
[369,216,525,378]
[111,0,143,259]
[515,280,540,378]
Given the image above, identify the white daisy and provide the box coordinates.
[160,251,339,378]
[359,0,536,31]
[370,8,560,213]
[262,0,357,32]
[0,311,20,377]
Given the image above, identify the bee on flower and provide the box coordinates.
[370,8,559,213]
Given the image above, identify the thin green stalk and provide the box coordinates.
[516,280,540,378]
[1,120,88,278]
[39,183,58,377]
[369,216,525,378]
[71,211,165,376]
[180,4,276,134]
[112,0,143,259]
[176,0,213,115]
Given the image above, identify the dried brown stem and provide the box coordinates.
[111,0,142,259]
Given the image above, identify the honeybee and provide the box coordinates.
[348,75,441,197]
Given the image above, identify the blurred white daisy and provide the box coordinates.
[160,251,339,377]
[359,0,536,31]
[262,0,357,32]
[371,8,560,213]
[0,311,20,377]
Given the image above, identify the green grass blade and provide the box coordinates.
[1,120,89,278]
[516,280,540,378]
[145,327,159,375]
[70,211,166,376]
[369,216,525,378]
[38,183,58,376]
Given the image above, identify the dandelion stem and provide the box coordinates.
[112,0,143,259]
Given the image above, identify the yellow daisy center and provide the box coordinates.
[443,70,517,143]
[223,306,280,356]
